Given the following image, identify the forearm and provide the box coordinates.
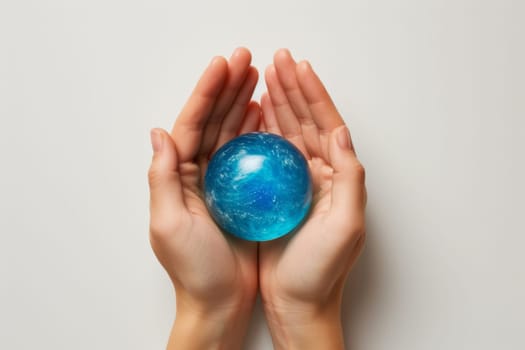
[167,298,254,350]
[264,301,345,350]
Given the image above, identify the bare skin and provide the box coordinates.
[148,48,260,350]
[258,49,366,350]
[148,48,366,350]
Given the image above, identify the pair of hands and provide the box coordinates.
[148,48,366,350]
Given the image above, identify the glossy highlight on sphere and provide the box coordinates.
[204,132,312,241]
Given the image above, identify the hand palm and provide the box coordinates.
[260,158,353,303]
[176,160,256,301]
[148,49,261,307]
[258,50,366,308]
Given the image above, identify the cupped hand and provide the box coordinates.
[258,49,367,348]
[147,48,261,347]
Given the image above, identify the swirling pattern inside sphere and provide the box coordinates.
[204,132,312,241]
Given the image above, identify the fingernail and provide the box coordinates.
[209,56,222,67]
[150,129,163,153]
[277,48,292,59]
[337,126,353,150]
[305,60,312,70]
[302,60,312,71]
[231,47,246,58]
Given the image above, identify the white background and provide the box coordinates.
[1,0,524,349]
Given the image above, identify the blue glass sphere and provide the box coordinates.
[204,132,312,241]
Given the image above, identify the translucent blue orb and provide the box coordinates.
[204,132,312,241]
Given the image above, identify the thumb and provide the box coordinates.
[328,125,366,223]
[148,128,186,227]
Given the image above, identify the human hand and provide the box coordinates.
[148,48,261,350]
[258,49,367,349]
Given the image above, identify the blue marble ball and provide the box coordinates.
[204,132,312,241]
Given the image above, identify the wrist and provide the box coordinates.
[263,298,345,350]
[168,292,256,350]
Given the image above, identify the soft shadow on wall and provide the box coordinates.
[342,210,383,349]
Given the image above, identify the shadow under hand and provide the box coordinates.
[242,296,274,350]
[342,211,383,349]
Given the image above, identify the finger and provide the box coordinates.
[148,128,187,230]
[260,92,282,136]
[199,47,253,158]
[238,101,261,135]
[213,66,259,150]
[259,118,267,132]
[265,64,309,156]
[328,125,366,227]
[171,56,228,163]
[201,102,260,180]
[274,49,322,157]
[296,60,345,160]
